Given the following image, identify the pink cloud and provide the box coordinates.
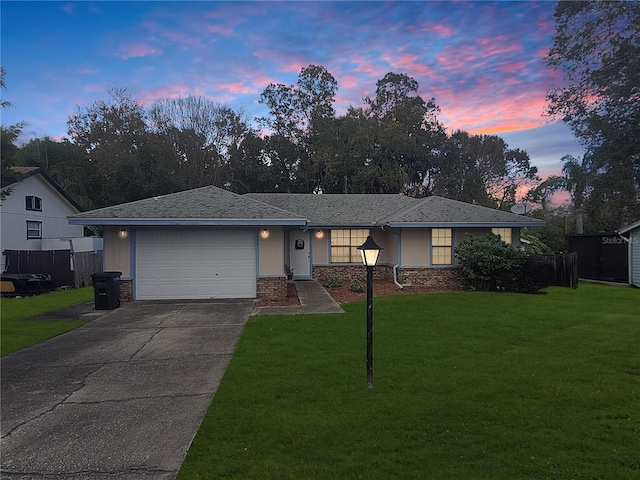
[117,43,162,60]
[499,60,529,74]
[205,24,233,36]
[218,82,252,95]
[278,61,309,75]
[477,35,522,56]
[411,22,456,37]
[339,75,359,89]
[383,53,436,79]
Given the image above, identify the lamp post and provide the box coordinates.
[358,231,382,389]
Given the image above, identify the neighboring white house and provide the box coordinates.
[0,167,87,271]
[619,220,640,288]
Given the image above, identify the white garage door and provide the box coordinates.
[136,229,256,300]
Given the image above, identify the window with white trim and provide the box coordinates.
[431,228,452,265]
[492,228,512,244]
[26,195,42,211]
[27,221,42,239]
[331,229,369,263]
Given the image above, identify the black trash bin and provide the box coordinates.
[91,271,122,310]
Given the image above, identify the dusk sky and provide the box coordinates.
[2,1,585,195]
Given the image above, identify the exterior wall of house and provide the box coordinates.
[375,229,399,265]
[0,175,83,270]
[312,230,329,264]
[401,228,430,266]
[259,226,284,276]
[103,226,131,276]
[257,227,287,300]
[630,227,640,287]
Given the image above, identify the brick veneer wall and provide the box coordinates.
[313,264,466,290]
[257,277,288,300]
[313,265,393,283]
[119,277,288,302]
[396,267,466,290]
[119,279,133,302]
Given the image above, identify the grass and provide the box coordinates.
[1,287,93,356]
[178,283,640,479]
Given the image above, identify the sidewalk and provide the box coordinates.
[251,280,344,316]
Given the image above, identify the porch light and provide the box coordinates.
[261,228,269,239]
[119,228,128,239]
[315,229,324,239]
[357,231,383,389]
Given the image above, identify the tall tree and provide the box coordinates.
[258,65,337,192]
[545,1,640,228]
[67,87,178,207]
[1,69,25,198]
[1,66,12,109]
[149,96,249,190]
[0,123,27,198]
[363,72,446,196]
[429,131,538,209]
[561,154,594,234]
[17,137,95,209]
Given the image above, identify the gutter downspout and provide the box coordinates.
[380,225,404,290]
[393,264,404,290]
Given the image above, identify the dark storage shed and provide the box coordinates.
[566,233,628,283]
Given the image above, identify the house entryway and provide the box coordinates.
[289,230,311,279]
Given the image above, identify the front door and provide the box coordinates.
[289,231,311,279]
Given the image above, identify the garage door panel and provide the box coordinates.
[136,229,256,300]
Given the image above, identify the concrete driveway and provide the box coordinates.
[1,299,254,480]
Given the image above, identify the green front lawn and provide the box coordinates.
[179,283,640,479]
[1,287,93,356]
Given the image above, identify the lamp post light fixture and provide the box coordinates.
[357,231,383,389]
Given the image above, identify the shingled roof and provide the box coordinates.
[380,196,545,227]
[69,186,306,226]
[69,187,544,228]
[245,193,417,227]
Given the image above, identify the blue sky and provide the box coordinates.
[1,1,584,188]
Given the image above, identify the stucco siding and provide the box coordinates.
[401,228,429,266]
[259,226,284,276]
[375,229,398,265]
[312,230,329,264]
[103,227,131,276]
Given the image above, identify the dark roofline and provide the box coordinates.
[9,166,83,212]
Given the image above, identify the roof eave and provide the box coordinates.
[386,221,546,228]
[619,219,640,235]
[68,218,307,227]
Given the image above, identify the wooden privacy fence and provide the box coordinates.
[541,253,578,289]
[3,249,103,289]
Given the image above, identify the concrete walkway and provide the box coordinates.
[1,299,253,480]
[251,280,344,316]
